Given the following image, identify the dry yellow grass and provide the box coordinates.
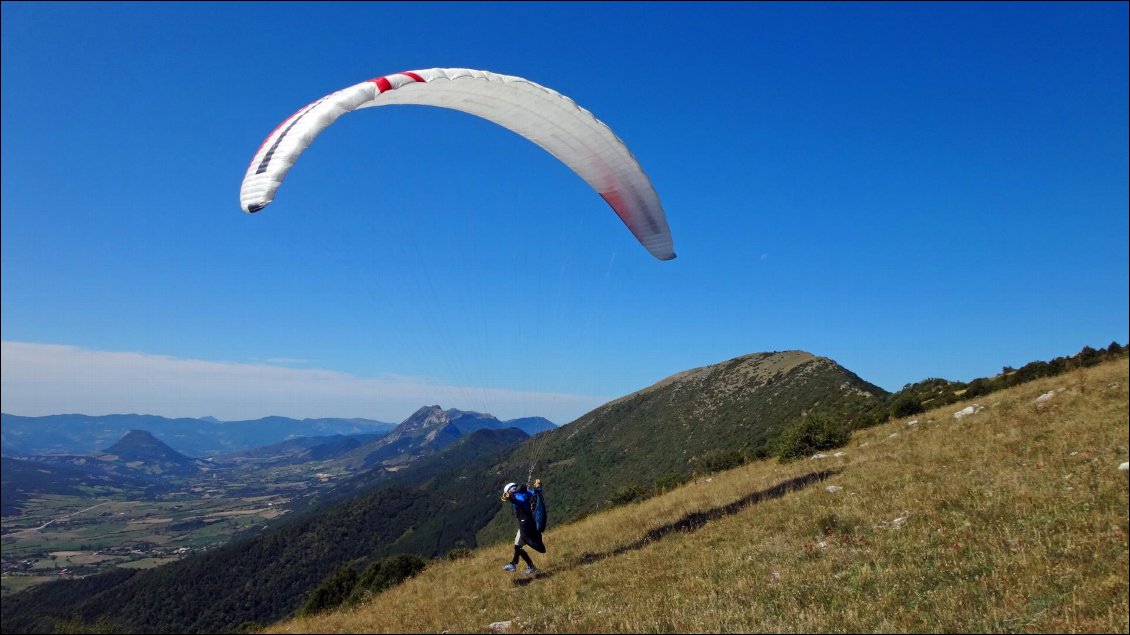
[268,358,1129,633]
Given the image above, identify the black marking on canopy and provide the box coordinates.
[254,97,330,176]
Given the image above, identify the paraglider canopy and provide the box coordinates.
[240,68,675,261]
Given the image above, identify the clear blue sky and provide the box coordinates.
[2,2,1127,423]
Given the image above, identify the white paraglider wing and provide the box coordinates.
[239,68,675,260]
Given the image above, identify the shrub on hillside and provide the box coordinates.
[609,484,648,506]
[963,378,992,398]
[298,564,358,616]
[299,553,428,617]
[700,449,746,474]
[346,553,427,606]
[888,393,924,418]
[445,547,472,561]
[654,472,688,494]
[1077,345,1102,367]
[775,413,851,463]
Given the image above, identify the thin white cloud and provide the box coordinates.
[0,341,607,424]
[262,357,311,366]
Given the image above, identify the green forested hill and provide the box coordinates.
[476,351,887,543]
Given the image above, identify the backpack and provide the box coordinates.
[532,487,548,533]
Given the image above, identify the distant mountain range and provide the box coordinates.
[350,406,554,470]
[1,430,208,515]
[217,407,555,472]
[0,410,555,459]
[1,408,557,518]
[0,414,385,457]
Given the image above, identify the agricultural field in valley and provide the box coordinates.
[1,460,352,595]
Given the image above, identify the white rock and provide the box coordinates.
[907,419,918,427]
[1035,390,1058,402]
[886,432,899,440]
[1119,462,1129,472]
[488,620,514,634]
[817,540,829,550]
[953,405,984,420]
[811,453,828,460]
[833,451,845,458]
[825,485,843,493]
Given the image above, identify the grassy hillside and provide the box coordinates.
[269,357,1129,634]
